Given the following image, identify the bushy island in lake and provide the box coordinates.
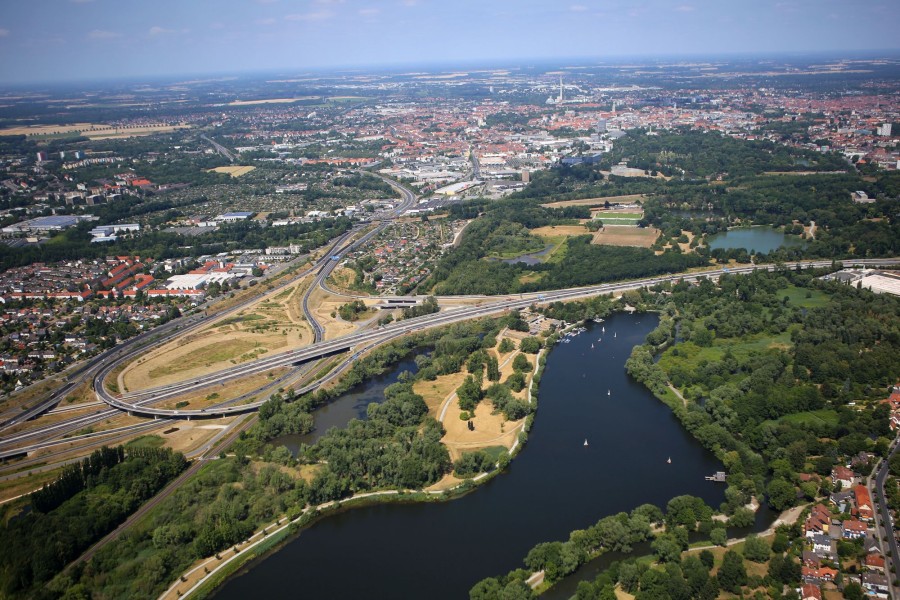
[471,266,900,599]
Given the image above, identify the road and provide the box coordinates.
[92,258,900,420]
[0,174,417,470]
[0,252,318,433]
[200,134,236,163]
[874,436,900,600]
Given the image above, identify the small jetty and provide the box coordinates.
[705,471,727,482]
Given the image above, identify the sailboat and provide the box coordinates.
[607,389,611,396]
[667,457,672,464]
[591,343,594,349]
[614,332,617,338]
[602,326,605,333]
[584,439,589,447]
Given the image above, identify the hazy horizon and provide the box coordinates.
[2,0,899,85]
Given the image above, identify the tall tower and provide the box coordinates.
[558,76,564,104]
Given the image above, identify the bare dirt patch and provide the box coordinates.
[531,225,589,237]
[591,226,659,248]
[155,369,288,410]
[413,372,469,418]
[307,287,378,340]
[442,402,524,461]
[159,418,235,453]
[227,97,319,106]
[541,194,646,208]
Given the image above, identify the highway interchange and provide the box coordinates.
[0,170,898,497]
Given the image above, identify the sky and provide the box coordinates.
[1,0,898,84]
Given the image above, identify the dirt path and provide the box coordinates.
[668,383,687,407]
[690,503,807,552]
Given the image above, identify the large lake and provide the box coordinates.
[707,227,804,254]
[214,313,726,599]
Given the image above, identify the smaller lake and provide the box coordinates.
[270,355,419,452]
[707,228,804,254]
[498,244,553,266]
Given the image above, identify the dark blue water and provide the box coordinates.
[215,314,726,599]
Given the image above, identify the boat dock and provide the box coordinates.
[705,472,727,482]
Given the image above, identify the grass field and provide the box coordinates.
[209,165,256,177]
[125,435,166,449]
[529,226,584,263]
[591,226,659,248]
[596,212,643,219]
[122,278,313,390]
[658,331,794,375]
[767,409,840,428]
[148,339,263,379]
[778,285,830,309]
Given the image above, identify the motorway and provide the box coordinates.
[0,174,415,466]
[91,257,900,420]
[200,134,236,163]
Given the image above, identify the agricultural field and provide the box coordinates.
[0,122,192,139]
[591,226,659,248]
[208,165,256,177]
[227,97,319,105]
[540,194,647,208]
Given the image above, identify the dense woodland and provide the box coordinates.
[38,317,528,599]
[470,269,900,599]
[0,447,187,598]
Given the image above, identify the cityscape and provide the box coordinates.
[0,2,898,600]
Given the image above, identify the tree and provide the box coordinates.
[500,579,534,600]
[486,355,501,382]
[842,582,864,600]
[519,337,542,354]
[717,550,747,593]
[728,507,755,528]
[470,577,503,600]
[766,478,797,511]
[506,372,526,392]
[742,534,770,562]
[512,353,532,372]
[498,338,515,353]
[710,528,727,547]
[651,534,682,563]
[457,375,483,411]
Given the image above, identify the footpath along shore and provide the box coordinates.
[159,349,545,600]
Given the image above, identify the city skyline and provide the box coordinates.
[1,0,899,84]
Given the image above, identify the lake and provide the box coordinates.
[498,244,554,266]
[214,313,727,600]
[707,227,804,254]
